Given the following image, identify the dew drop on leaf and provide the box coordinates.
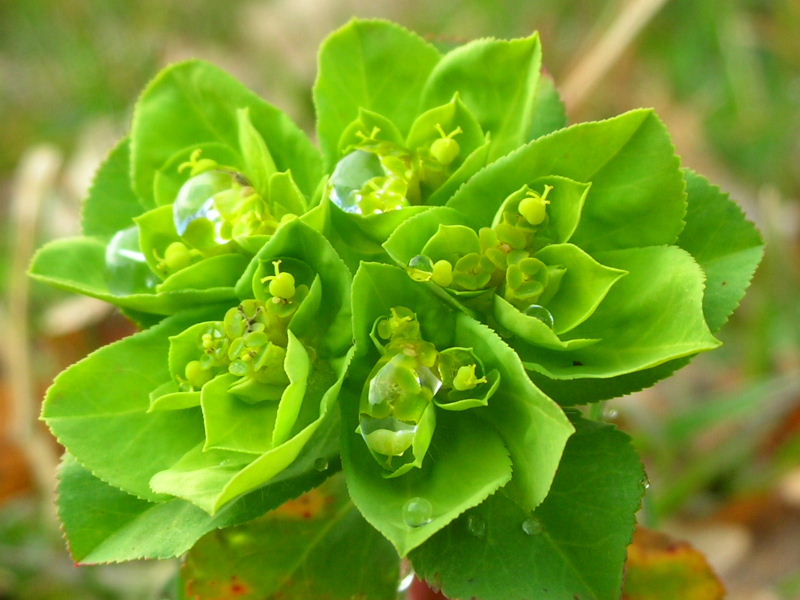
[105,226,156,294]
[408,255,434,281]
[173,171,231,241]
[466,513,486,538]
[403,497,433,528]
[313,457,329,472]
[524,304,555,328]
[521,517,542,535]
[328,150,383,215]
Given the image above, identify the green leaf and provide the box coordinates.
[81,138,144,239]
[181,475,400,600]
[449,109,686,252]
[314,19,441,167]
[201,374,279,454]
[493,296,599,351]
[677,170,764,332]
[453,314,573,511]
[421,34,543,159]
[42,311,218,501]
[534,243,627,334]
[150,351,352,514]
[521,246,720,380]
[343,403,511,557]
[528,74,567,139]
[131,60,322,205]
[29,236,238,315]
[382,207,468,267]
[58,454,329,563]
[236,107,277,195]
[234,218,353,357]
[411,418,645,600]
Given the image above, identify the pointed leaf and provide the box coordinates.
[131,60,321,205]
[448,110,686,252]
[411,418,645,600]
[314,19,441,166]
[677,170,764,332]
[81,138,144,239]
[522,246,720,379]
[421,34,543,159]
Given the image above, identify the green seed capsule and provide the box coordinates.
[452,364,487,391]
[163,242,192,271]
[430,137,460,166]
[268,271,296,299]
[431,260,453,287]
[518,185,553,226]
[184,360,212,389]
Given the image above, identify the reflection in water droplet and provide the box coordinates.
[328,150,384,215]
[360,415,418,457]
[313,457,329,472]
[397,573,415,593]
[524,304,555,328]
[521,517,542,535]
[408,255,434,281]
[105,226,157,294]
[403,497,433,528]
[604,408,620,420]
[466,514,486,538]
[173,171,232,244]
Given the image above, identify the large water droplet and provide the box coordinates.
[408,255,434,281]
[521,517,542,535]
[105,226,156,294]
[524,304,555,328]
[403,497,433,528]
[368,354,442,417]
[313,457,329,472]
[173,171,232,243]
[466,514,486,538]
[328,150,384,215]
[360,415,418,457]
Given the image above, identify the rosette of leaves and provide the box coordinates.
[30,60,323,320]
[341,261,574,555]
[384,109,765,405]
[42,220,353,559]
[311,19,567,267]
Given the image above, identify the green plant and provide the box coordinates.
[30,19,763,600]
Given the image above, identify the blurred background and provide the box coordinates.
[0,0,798,598]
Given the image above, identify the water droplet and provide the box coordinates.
[604,407,620,420]
[466,514,486,538]
[408,255,434,281]
[521,517,542,535]
[397,572,415,593]
[360,415,418,457]
[641,475,651,490]
[403,497,433,527]
[328,150,384,215]
[173,171,231,243]
[105,226,157,294]
[524,304,555,328]
[313,457,328,472]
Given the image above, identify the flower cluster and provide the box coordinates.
[32,18,762,598]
